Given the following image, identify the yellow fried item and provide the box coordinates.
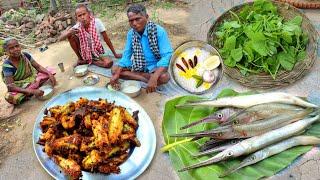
[39,128,55,144]
[75,97,89,109]
[123,109,138,129]
[40,116,57,131]
[80,137,94,152]
[61,115,75,129]
[108,108,123,144]
[50,134,82,152]
[84,114,92,129]
[92,120,109,147]
[82,150,102,170]
[44,142,53,157]
[53,155,81,179]
[123,124,135,134]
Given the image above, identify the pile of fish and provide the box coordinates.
[171,92,320,177]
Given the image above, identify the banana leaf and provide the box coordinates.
[162,89,320,180]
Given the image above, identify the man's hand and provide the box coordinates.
[114,53,122,59]
[48,74,56,86]
[68,27,79,36]
[146,76,158,93]
[32,89,44,97]
[110,74,121,90]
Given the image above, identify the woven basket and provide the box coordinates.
[207,1,318,89]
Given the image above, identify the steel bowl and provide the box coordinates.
[74,65,89,77]
[83,74,100,86]
[169,40,223,95]
[120,80,141,98]
[38,85,54,100]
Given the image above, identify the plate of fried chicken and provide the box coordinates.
[33,87,156,180]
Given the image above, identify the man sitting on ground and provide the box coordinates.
[58,4,121,68]
[110,4,173,93]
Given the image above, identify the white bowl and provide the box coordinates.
[120,80,141,98]
[74,65,89,77]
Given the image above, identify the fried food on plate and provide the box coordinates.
[37,98,140,179]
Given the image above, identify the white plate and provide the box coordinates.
[32,87,156,180]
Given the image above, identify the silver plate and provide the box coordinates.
[32,87,156,180]
[169,40,223,95]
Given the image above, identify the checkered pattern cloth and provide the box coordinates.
[78,16,104,64]
[132,21,161,72]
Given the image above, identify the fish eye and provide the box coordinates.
[217,113,223,119]
[227,151,233,156]
[251,156,255,160]
[233,120,239,125]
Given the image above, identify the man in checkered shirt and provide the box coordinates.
[59,4,121,68]
[110,4,173,93]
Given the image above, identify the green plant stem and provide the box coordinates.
[236,64,261,73]
[161,138,193,152]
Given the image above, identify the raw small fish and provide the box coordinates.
[233,108,314,132]
[180,108,238,130]
[220,136,320,177]
[179,115,320,172]
[221,103,307,126]
[175,92,318,109]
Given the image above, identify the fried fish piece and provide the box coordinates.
[123,109,138,129]
[50,134,82,153]
[75,97,89,109]
[108,108,123,144]
[98,163,120,174]
[84,114,92,129]
[92,120,109,148]
[40,116,57,132]
[82,150,102,170]
[38,127,56,145]
[61,115,75,129]
[80,136,94,152]
[53,155,81,179]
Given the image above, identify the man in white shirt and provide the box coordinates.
[59,4,121,68]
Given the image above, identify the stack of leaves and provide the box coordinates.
[215,0,308,79]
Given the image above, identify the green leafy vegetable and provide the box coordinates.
[196,79,204,88]
[215,0,308,79]
[162,89,320,179]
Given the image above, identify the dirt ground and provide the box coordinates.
[0,1,319,180]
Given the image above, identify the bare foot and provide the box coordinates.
[73,59,87,67]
